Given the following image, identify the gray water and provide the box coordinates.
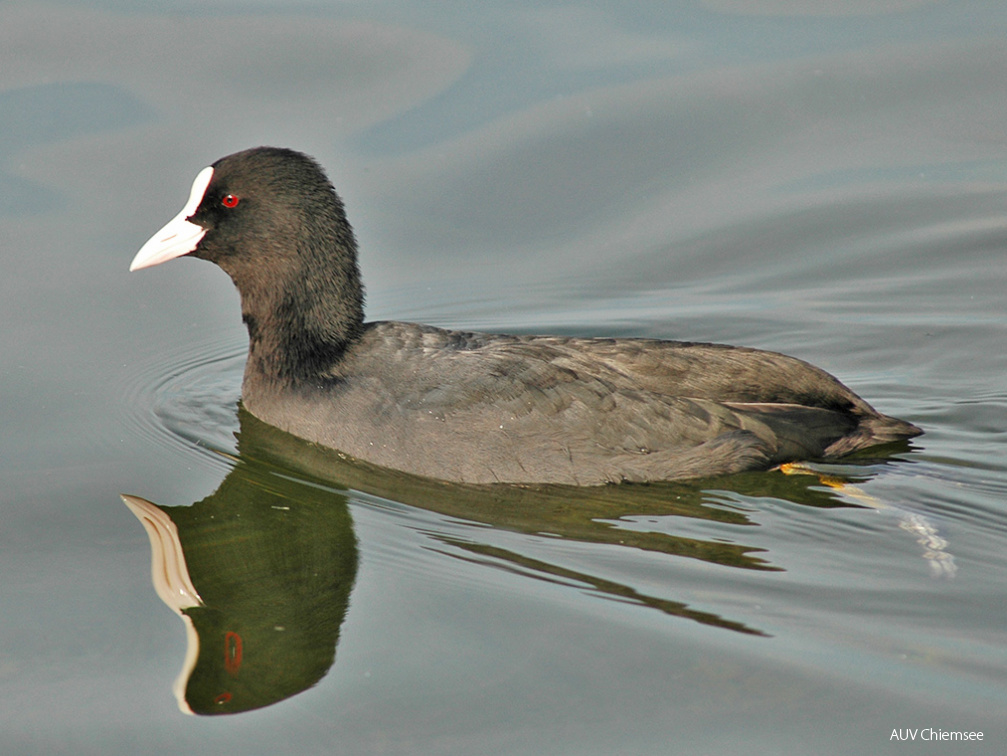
[2,2,1006,754]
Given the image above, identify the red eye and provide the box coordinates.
[221,194,240,208]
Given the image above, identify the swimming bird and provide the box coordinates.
[130,147,921,485]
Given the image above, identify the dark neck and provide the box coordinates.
[237,244,365,387]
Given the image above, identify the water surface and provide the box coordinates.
[2,1,1005,754]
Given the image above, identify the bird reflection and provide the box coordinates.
[122,449,357,715]
[124,407,921,715]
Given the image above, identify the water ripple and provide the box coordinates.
[118,333,244,467]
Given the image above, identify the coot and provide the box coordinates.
[131,147,920,485]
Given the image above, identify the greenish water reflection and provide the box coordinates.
[123,449,357,715]
[125,407,912,715]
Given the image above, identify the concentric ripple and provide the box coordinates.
[118,332,245,468]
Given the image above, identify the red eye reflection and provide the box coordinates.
[221,194,240,208]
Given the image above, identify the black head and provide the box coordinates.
[132,147,366,381]
[193,149,352,275]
